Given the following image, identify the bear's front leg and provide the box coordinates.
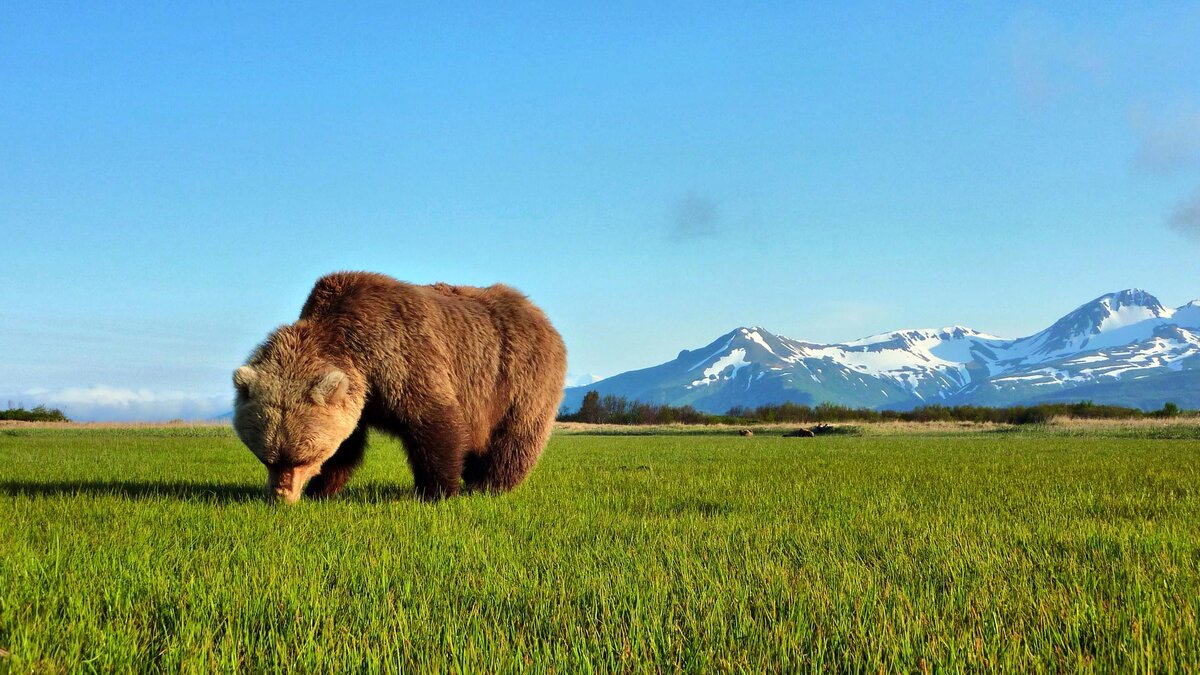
[305,424,368,499]
[401,413,468,500]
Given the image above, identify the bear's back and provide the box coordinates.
[299,272,564,371]
[299,271,407,321]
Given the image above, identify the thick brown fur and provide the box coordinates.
[233,272,567,502]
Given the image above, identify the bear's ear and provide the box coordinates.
[311,370,349,406]
[233,366,258,394]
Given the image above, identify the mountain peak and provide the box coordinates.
[1015,289,1172,360]
[844,324,998,347]
[1101,288,1165,311]
[1060,289,1168,326]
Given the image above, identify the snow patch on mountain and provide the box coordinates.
[689,348,750,387]
[1174,301,1200,329]
[744,329,778,356]
[843,326,1000,348]
[689,334,738,371]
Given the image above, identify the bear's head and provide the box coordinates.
[232,325,364,503]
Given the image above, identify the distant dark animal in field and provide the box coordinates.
[739,429,754,437]
[782,428,816,438]
[812,423,833,434]
[232,271,567,503]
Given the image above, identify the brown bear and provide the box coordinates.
[232,271,567,503]
[782,428,816,438]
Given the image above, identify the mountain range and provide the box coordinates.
[561,290,1200,413]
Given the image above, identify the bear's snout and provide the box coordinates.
[267,463,321,504]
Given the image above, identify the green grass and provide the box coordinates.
[1,429,1198,673]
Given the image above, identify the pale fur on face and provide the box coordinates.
[232,326,363,503]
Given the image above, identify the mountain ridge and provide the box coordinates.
[562,290,1200,413]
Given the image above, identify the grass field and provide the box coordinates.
[2,426,1199,672]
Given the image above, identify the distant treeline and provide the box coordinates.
[559,391,1186,426]
[560,392,719,425]
[0,405,71,422]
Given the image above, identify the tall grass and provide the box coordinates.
[1,430,1198,672]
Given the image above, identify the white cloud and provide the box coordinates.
[1006,11,1106,106]
[10,386,232,422]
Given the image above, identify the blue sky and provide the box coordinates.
[3,3,1200,420]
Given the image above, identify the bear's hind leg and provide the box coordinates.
[305,424,368,499]
[468,411,553,493]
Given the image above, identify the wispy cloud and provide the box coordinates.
[1128,106,1200,239]
[1004,11,1200,242]
[1130,108,1200,175]
[12,386,232,422]
[1168,188,1200,239]
[667,192,719,241]
[1006,11,1106,106]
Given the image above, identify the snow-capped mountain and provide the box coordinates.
[565,372,606,388]
[562,290,1200,412]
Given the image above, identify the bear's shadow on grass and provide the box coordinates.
[0,481,420,504]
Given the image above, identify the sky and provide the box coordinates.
[3,3,1200,420]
